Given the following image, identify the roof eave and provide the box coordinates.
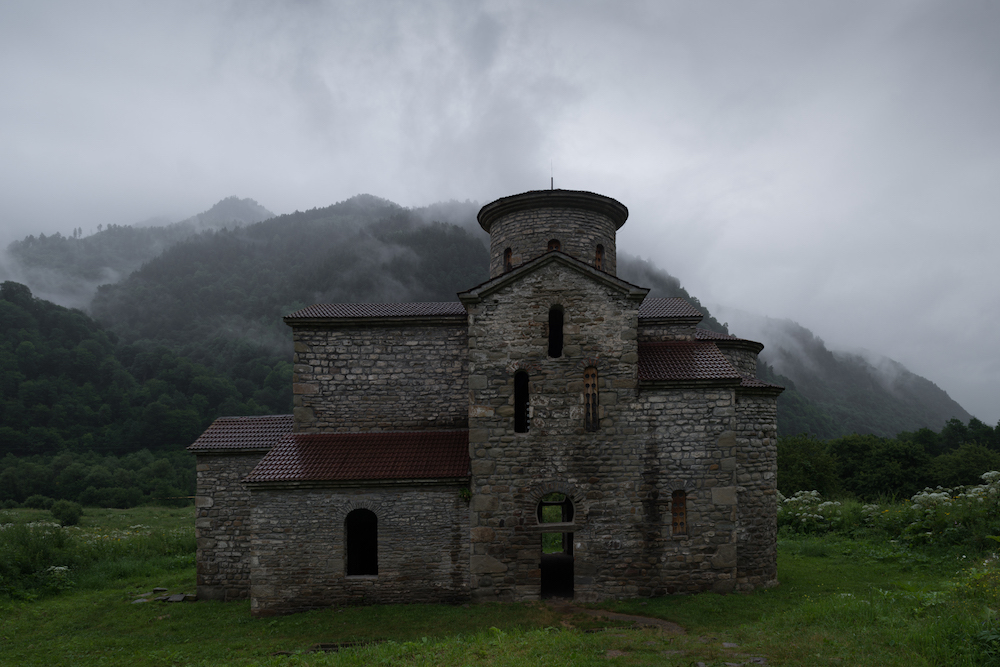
[244,476,471,490]
[714,339,766,354]
[639,378,743,389]
[188,447,274,454]
[284,315,467,328]
[737,384,785,396]
[638,316,703,327]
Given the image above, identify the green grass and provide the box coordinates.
[2,508,1000,666]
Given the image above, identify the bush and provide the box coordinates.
[777,490,863,534]
[22,495,55,510]
[50,500,83,526]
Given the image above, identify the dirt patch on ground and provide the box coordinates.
[545,599,686,634]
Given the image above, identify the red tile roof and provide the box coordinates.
[637,342,742,382]
[638,298,704,319]
[244,430,470,483]
[187,415,293,451]
[285,302,466,320]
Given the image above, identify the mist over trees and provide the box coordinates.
[0,197,273,310]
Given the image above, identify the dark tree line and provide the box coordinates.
[0,281,289,459]
[779,417,1000,500]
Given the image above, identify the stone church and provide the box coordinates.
[189,189,782,616]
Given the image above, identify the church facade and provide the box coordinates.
[189,189,782,616]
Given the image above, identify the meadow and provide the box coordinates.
[2,477,1000,667]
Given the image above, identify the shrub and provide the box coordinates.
[861,471,1000,549]
[777,490,860,534]
[50,500,83,526]
[22,495,55,510]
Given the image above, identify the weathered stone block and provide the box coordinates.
[712,487,737,505]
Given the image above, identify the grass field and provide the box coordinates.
[2,506,999,666]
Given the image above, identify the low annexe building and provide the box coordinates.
[189,188,783,616]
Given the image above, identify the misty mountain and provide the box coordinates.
[0,197,273,310]
[715,308,971,438]
[4,192,972,441]
[89,195,490,370]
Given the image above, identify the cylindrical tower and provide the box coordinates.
[477,189,628,278]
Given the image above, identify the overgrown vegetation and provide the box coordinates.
[3,505,1000,665]
[0,507,194,600]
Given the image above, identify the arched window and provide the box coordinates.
[671,491,687,536]
[514,371,530,433]
[503,247,513,272]
[547,239,561,252]
[345,509,378,575]
[548,306,564,358]
[584,366,599,432]
[594,244,604,271]
[537,492,574,524]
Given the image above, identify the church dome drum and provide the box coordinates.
[477,189,628,278]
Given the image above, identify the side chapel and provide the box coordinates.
[189,189,783,616]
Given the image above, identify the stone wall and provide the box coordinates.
[487,207,618,278]
[637,322,697,342]
[291,323,468,432]
[717,344,759,377]
[464,260,778,602]
[194,452,266,600]
[733,391,779,591]
[249,485,471,615]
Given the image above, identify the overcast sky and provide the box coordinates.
[1,1,997,423]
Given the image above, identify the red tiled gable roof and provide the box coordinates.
[244,430,470,483]
[637,342,742,382]
[638,298,704,319]
[285,302,466,320]
[187,414,293,451]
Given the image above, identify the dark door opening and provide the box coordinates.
[345,508,378,575]
[540,532,573,598]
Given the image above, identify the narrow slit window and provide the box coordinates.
[548,306,564,358]
[345,508,378,575]
[671,491,687,536]
[595,244,604,271]
[504,247,513,272]
[547,239,561,252]
[584,366,599,432]
[514,371,529,433]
